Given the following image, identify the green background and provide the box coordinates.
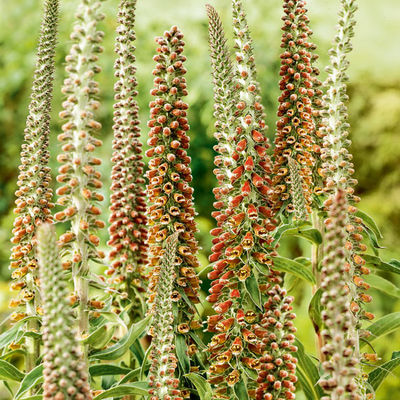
[0,0,399,398]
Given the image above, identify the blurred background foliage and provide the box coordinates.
[0,0,399,398]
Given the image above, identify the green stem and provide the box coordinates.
[312,210,324,360]
[25,301,40,373]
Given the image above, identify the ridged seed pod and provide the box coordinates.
[38,224,92,400]
[55,0,106,337]
[272,0,322,218]
[145,26,202,394]
[107,0,148,319]
[319,190,360,400]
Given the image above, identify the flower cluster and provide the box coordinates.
[256,284,297,400]
[9,0,59,324]
[38,224,92,400]
[206,2,298,398]
[206,3,238,210]
[55,0,106,335]
[272,0,322,218]
[319,0,372,329]
[145,26,202,385]
[148,232,181,400]
[319,190,359,400]
[107,0,148,317]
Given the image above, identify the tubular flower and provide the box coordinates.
[107,0,148,317]
[206,2,297,398]
[9,0,59,322]
[38,224,91,400]
[55,0,106,336]
[319,0,370,326]
[319,190,359,400]
[148,232,181,400]
[145,25,202,384]
[206,4,238,210]
[271,0,322,218]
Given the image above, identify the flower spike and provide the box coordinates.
[9,0,59,370]
[271,0,322,218]
[38,224,92,400]
[145,26,202,393]
[206,2,298,399]
[206,3,238,209]
[319,190,360,400]
[148,232,181,400]
[107,0,148,319]
[55,0,106,338]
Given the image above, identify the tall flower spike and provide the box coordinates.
[9,0,59,370]
[320,1,371,395]
[319,190,359,400]
[107,0,148,319]
[272,0,321,218]
[206,4,238,211]
[145,26,202,392]
[206,3,297,399]
[38,224,92,400]
[55,0,106,339]
[148,232,181,400]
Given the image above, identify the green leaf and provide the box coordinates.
[308,289,323,334]
[284,228,323,245]
[368,352,400,391]
[117,367,142,385]
[189,331,207,351]
[364,254,400,275]
[364,274,400,298]
[0,359,25,381]
[93,382,150,399]
[245,274,262,310]
[0,323,23,349]
[176,334,190,374]
[269,257,315,284]
[83,323,115,349]
[293,339,323,399]
[130,339,145,365]
[361,313,400,349]
[89,364,131,377]
[185,373,213,400]
[18,396,42,400]
[356,210,383,239]
[272,221,310,244]
[234,379,249,400]
[90,315,151,361]
[15,365,43,400]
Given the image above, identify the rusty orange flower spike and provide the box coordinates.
[205,2,298,399]
[55,0,106,341]
[272,0,322,218]
[38,224,92,400]
[145,25,202,393]
[319,189,360,400]
[9,0,59,371]
[107,0,148,319]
